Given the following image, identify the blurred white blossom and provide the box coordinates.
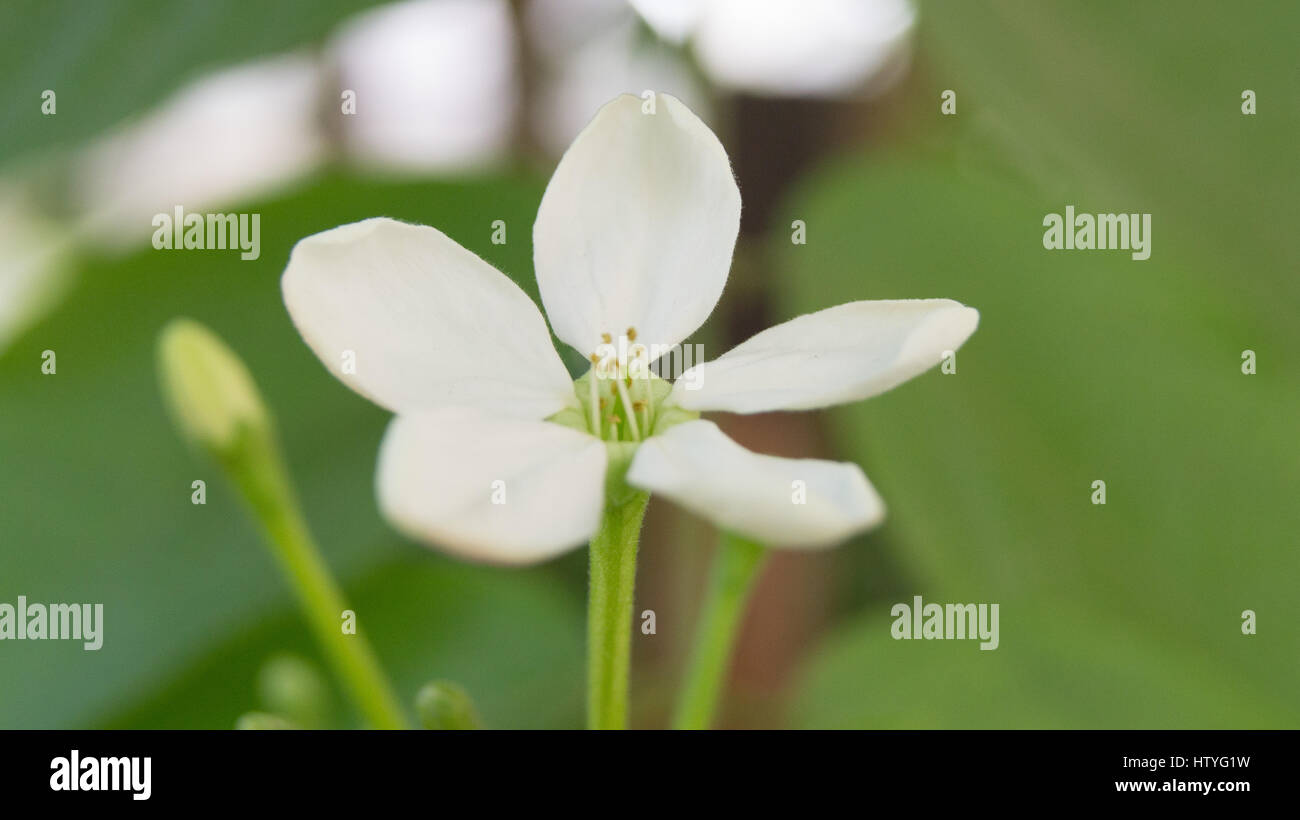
[0,186,74,354]
[635,0,917,98]
[527,0,708,155]
[74,53,326,249]
[331,0,518,174]
[532,19,708,155]
[527,0,630,62]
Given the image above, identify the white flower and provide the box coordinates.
[281,92,977,565]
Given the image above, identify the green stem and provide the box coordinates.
[672,532,768,730]
[587,489,650,729]
[225,430,409,730]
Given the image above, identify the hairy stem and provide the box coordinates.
[587,489,650,729]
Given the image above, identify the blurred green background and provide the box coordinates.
[1,0,1295,728]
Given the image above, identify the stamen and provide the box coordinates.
[614,375,641,441]
[627,327,637,342]
[601,332,612,345]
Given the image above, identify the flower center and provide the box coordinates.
[545,327,699,444]
[584,327,658,443]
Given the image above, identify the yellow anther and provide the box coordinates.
[627,327,637,342]
[628,343,649,379]
[589,352,601,364]
[601,332,612,344]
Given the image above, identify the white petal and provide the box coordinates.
[626,420,884,548]
[670,299,978,413]
[533,92,740,359]
[377,409,607,564]
[283,217,575,418]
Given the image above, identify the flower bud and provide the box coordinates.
[416,681,481,730]
[258,654,330,729]
[156,318,270,454]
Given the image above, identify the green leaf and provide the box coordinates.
[778,153,1298,726]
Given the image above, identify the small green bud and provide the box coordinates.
[258,654,331,729]
[156,318,271,454]
[416,681,481,730]
[235,711,298,730]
